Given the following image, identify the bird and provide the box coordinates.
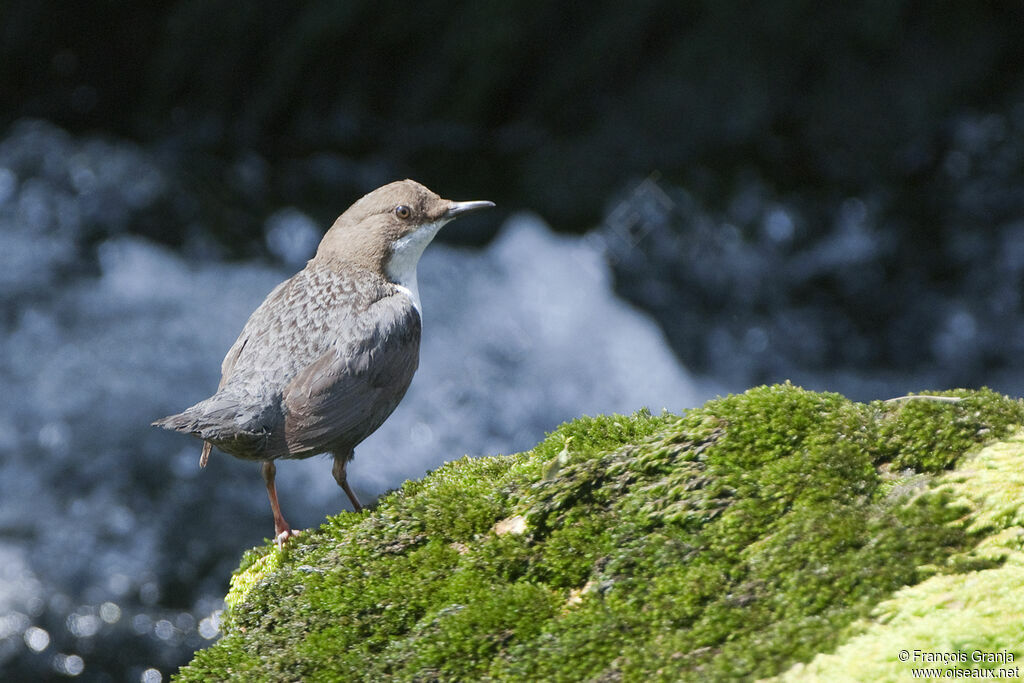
[154,180,494,546]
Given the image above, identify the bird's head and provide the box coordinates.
[315,180,494,282]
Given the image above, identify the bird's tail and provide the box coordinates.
[151,408,203,434]
[152,394,271,463]
[152,407,214,467]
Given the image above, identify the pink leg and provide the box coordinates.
[261,461,300,547]
[332,455,363,512]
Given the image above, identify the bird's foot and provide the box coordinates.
[274,527,301,549]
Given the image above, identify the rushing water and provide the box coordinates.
[0,121,713,680]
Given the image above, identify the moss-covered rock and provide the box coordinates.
[175,384,1024,682]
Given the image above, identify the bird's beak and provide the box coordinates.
[446,200,495,219]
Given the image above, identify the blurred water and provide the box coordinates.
[0,121,712,680]
[600,107,1024,400]
[8,105,1023,679]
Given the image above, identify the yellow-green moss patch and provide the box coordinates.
[772,432,1024,682]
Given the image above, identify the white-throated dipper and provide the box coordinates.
[154,180,494,545]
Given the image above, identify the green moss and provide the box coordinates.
[175,385,1024,682]
[872,388,1024,471]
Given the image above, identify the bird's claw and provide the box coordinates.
[274,528,301,549]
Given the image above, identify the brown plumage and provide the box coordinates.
[154,180,494,545]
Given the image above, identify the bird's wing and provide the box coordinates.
[219,331,250,386]
[280,293,421,454]
[219,277,295,385]
[198,279,289,466]
[200,330,247,466]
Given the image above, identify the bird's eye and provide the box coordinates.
[395,205,411,219]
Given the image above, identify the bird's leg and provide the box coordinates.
[261,461,299,547]
[332,454,363,512]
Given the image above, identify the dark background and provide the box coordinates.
[4,2,1024,680]
[5,1,1024,388]
[7,2,1022,230]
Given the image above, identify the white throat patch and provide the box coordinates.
[385,218,449,316]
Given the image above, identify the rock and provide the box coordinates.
[177,385,1024,681]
